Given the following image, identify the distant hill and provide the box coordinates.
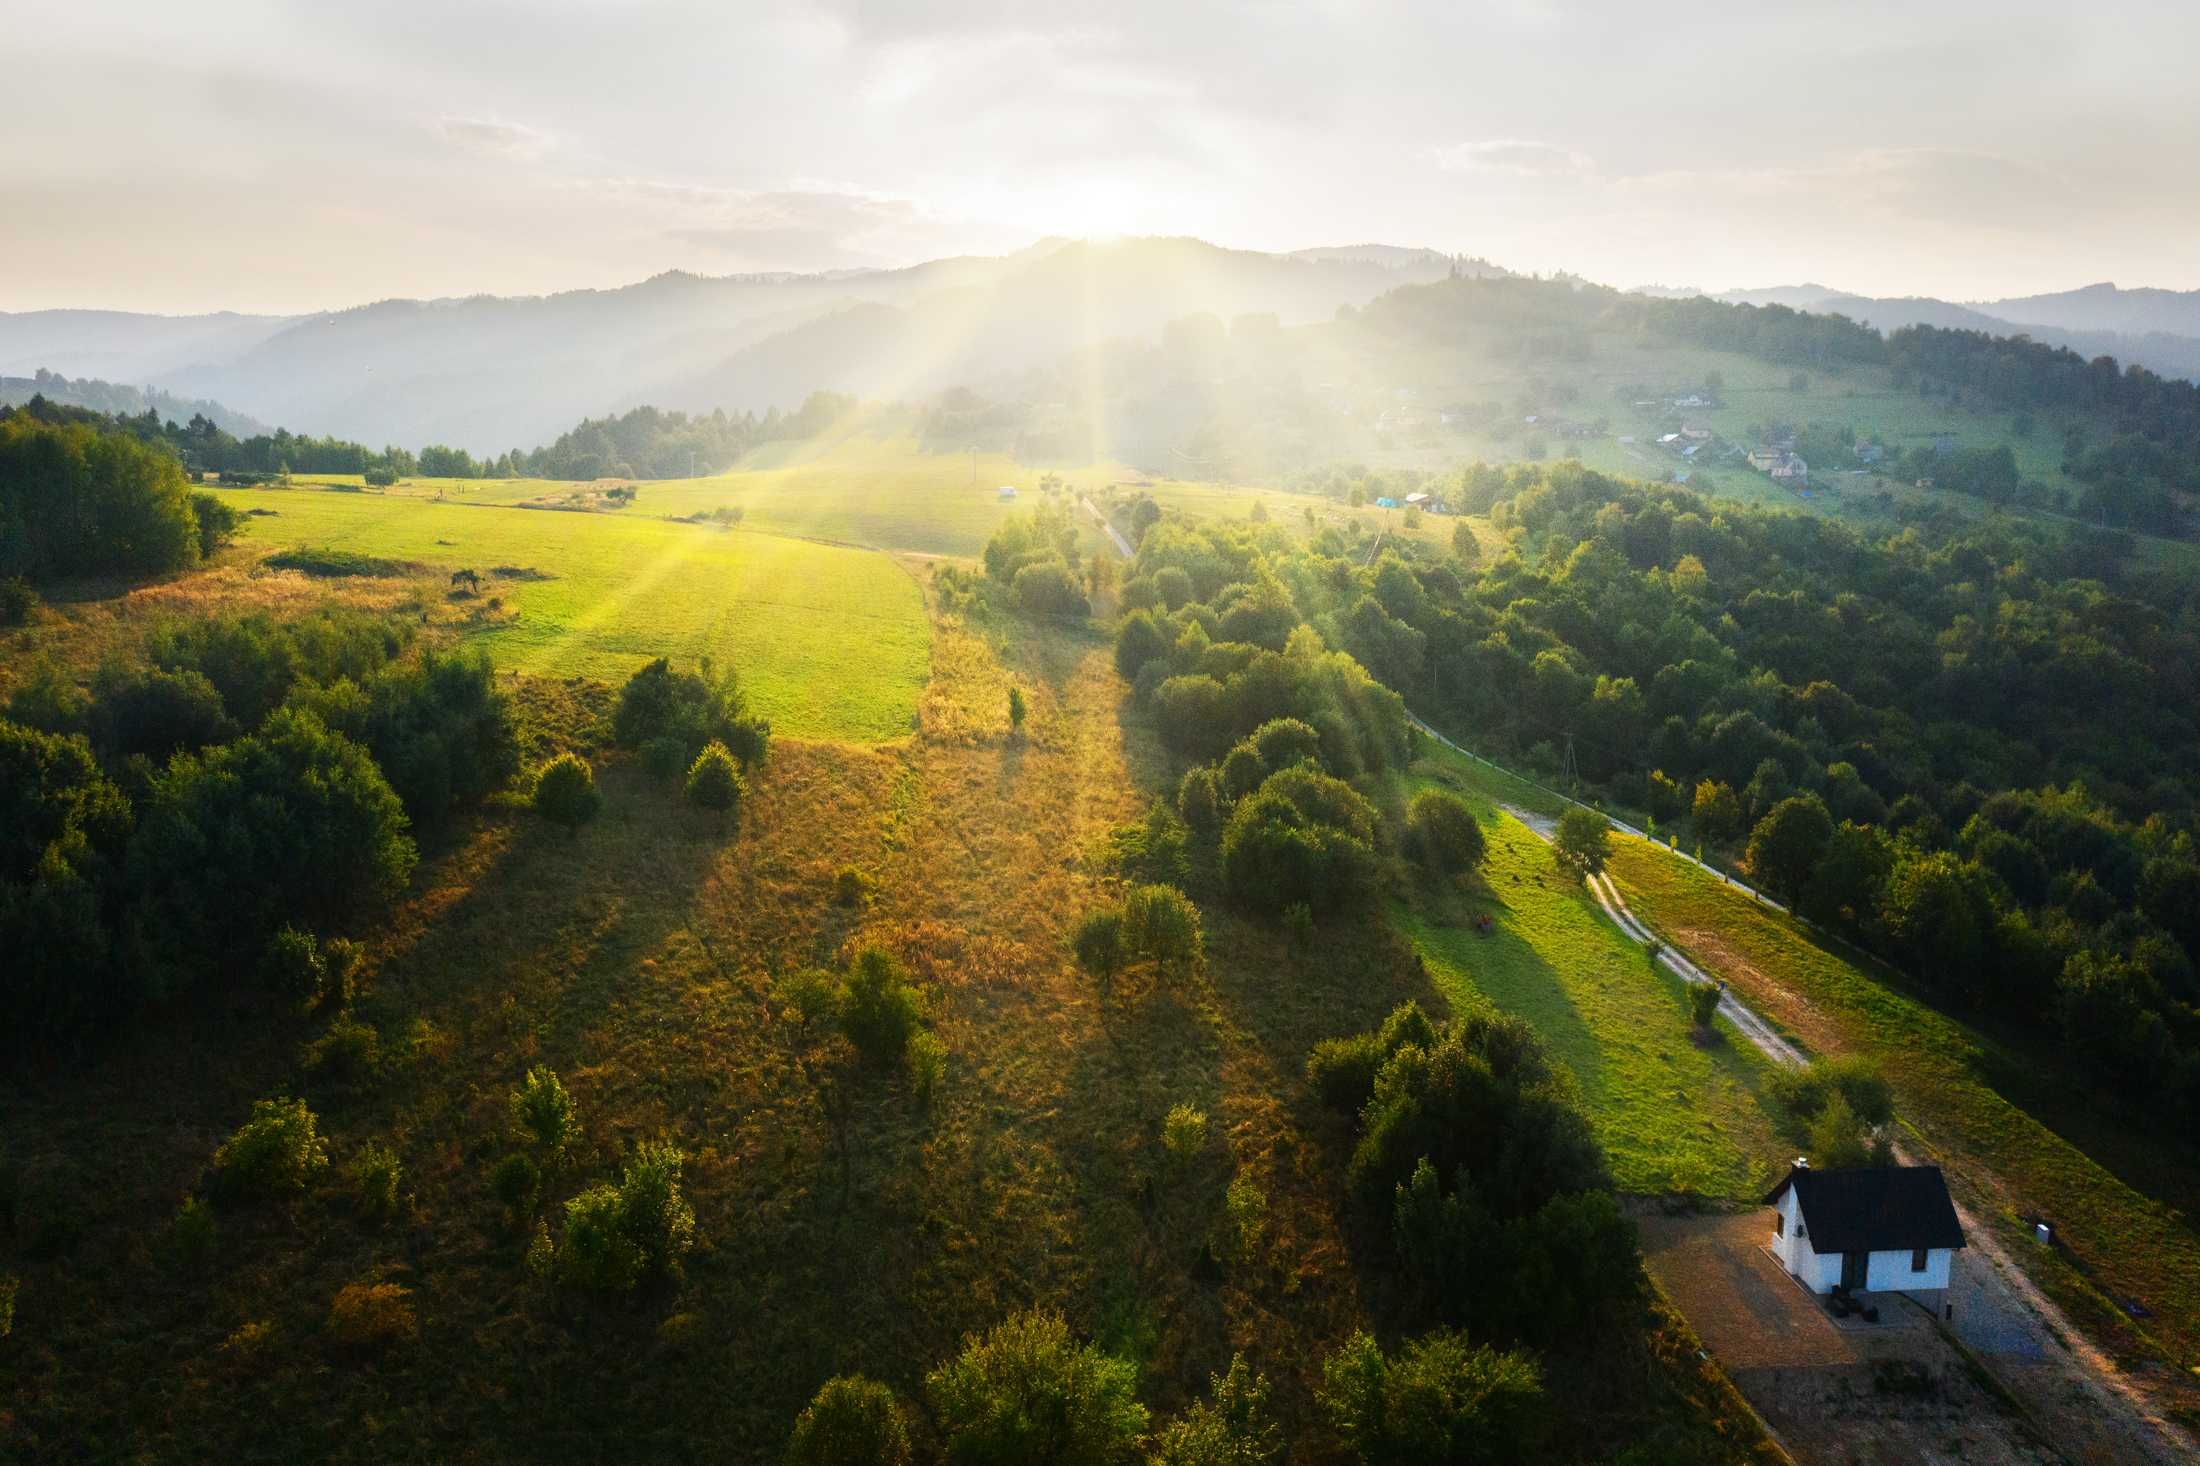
[1700,283,2200,383]
[0,238,1457,452]
[0,370,269,436]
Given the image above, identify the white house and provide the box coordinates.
[1765,1163,1965,1303]
[997,484,1019,500]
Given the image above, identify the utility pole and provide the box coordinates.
[1561,732,1580,794]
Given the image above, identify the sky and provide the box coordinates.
[5,0,2198,314]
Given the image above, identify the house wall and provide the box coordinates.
[1770,1193,1956,1294]
[1865,1247,1952,1292]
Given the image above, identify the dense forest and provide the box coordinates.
[1108,468,2200,1123]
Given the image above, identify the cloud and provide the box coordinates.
[435,115,552,160]
[1432,140,1593,178]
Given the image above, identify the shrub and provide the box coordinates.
[261,925,326,1007]
[1807,1092,1872,1170]
[1320,1329,1544,1465]
[616,1141,697,1277]
[532,752,600,833]
[833,864,873,907]
[326,1281,417,1351]
[1152,1354,1281,1465]
[1768,1055,1894,1128]
[302,1016,380,1081]
[641,734,688,782]
[1162,1103,1208,1169]
[0,576,37,626]
[169,1197,217,1270]
[1249,717,1324,773]
[1013,559,1090,618]
[613,657,769,768]
[1220,745,1266,801]
[211,1098,329,1202]
[492,1152,542,1216]
[1071,908,1126,982]
[190,492,242,558]
[684,739,745,817]
[1123,883,1204,978]
[1307,1001,1437,1114]
[1114,609,1171,680]
[907,1030,947,1105]
[1177,766,1222,837]
[322,937,366,1008]
[1283,902,1314,949]
[1108,801,1191,886]
[925,1309,1148,1466]
[786,1375,913,1466]
[1223,1173,1268,1264]
[1406,791,1486,876]
[348,1142,402,1223]
[0,1275,16,1339]
[1220,767,1381,915]
[363,466,398,488]
[556,1185,642,1292]
[841,947,923,1069]
[509,1066,579,1159]
[1007,685,1027,732]
[1687,982,1722,1032]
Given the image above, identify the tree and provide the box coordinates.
[1123,883,1204,978]
[1176,766,1222,838]
[533,752,600,834]
[684,739,744,819]
[1071,908,1126,984]
[1553,807,1609,877]
[787,1376,912,1466]
[613,657,769,769]
[1407,790,1486,876]
[925,1310,1147,1466]
[1745,795,1834,905]
[839,947,923,1069]
[1806,1092,1871,1170]
[1451,521,1480,568]
[1319,1329,1544,1465]
[1692,779,1744,843]
[0,414,200,580]
[1008,686,1027,734]
[1114,610,1170,680]
[1150,1354,1280,1465]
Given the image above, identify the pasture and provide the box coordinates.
[1400,751,1789,1201]
[212,487,930,743]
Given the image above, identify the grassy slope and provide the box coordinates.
[1606,837,2200,1372]
[213,487,930,742]
[0,571,1772,1463]
[1396,752,1790,1202]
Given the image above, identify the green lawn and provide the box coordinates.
[1398,750,1790,1201]
[1607,839,2200,1369]
[215,487,930,743]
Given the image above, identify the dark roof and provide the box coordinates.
[1762,1165,1965,1254]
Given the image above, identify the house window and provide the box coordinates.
[1774,1212,1785,1236]
[1911,1248,1929,1271]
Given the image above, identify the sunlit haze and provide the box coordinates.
[8,0,2200,312]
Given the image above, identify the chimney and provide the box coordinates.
[1794,1156,1810,1170]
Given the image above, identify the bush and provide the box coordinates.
[925,1309,1148,1465]
[613,657,769,769]
[1283,901,1315,949]
[1406,790,1486,876]
[1162,1103,1208,1169]
[1320,1329,1545,1464]
[1220,745,1266,801]
[1071,908,1126,983]
[553,1143,697,1291]
[169,1197,217,1270]
[1177,766,1222,837]
[641,734,688,782]
[0,576,36,626]
[290,650,518,824]
[1307,1001,1438,1114]
[1151,1354,1280,1465]
[1768,1054,1893,1129]
[684,739,745,817]
[322,937,366,1008]
[363,466,398,488]
[0,1274,14,1340]
[302,1015,381,1081]
[841,947,923,1069]
[211,1097,329,1202]
[532,752,599,832]
[907,1030,947,1105]
[557,1185,643,1292]
[1807,1092,1872,1170]
[1223,1174,1268,1265]
[510,1066,579,1159]
[326,1281,417,1351]
[1687,982,1722,1032]
[261,925,327,1007]
[1123,883,1204,978]
[833,864,873,907]
[347,1142,402,1223]
[492,1152,542,1217]
[190,492,242,558]
[1107,800,1190,886]
[1114,610,1171,680]
[787,1375,913,1466]
[1220,770,1380,915]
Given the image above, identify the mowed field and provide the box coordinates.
[301,439,1148,559]
[1398,749,1790,1201]
[214,487,929,742]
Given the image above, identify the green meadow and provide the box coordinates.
[214,487,930,742]
[1400,749,1790,1201]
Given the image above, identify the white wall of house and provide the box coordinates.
[1770,1189,1955,1294]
